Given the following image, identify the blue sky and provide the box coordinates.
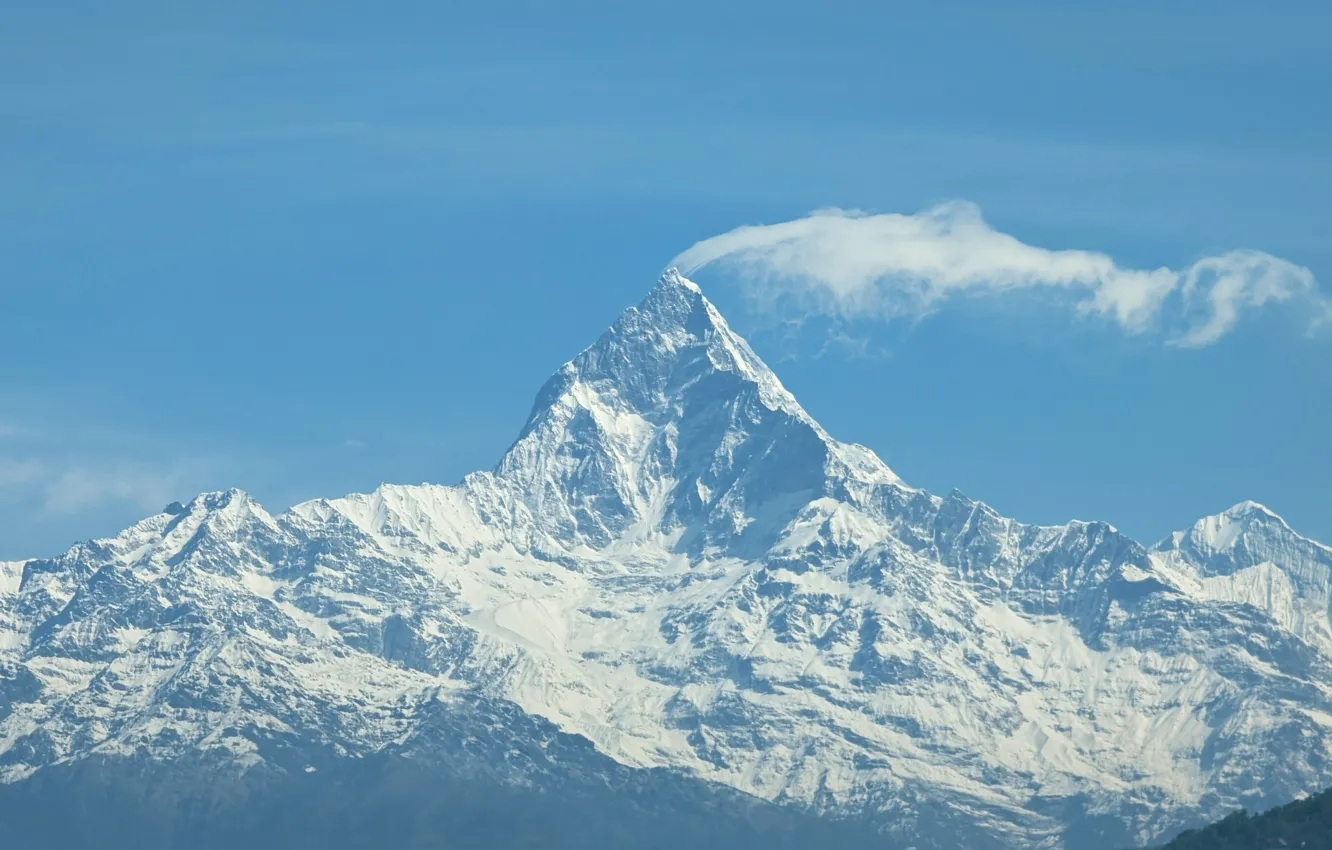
[2,0,1329,557]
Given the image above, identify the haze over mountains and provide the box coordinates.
[2,271,1330,849]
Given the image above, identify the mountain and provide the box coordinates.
[1150,501,1332,656]
[2,270,1331,849]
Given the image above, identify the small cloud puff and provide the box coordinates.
[672,202,1325,347]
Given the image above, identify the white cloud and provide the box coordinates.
[0,455,202,517]
[40,462,192,517]
[0,458,44,488]
[671,202,1324,347]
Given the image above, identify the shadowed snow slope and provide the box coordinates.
[2,271,1331,850]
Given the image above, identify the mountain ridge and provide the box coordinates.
[2,271,1330,849]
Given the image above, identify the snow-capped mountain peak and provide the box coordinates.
[521,266,801,421]
[1154,499,1330,568]
[481,270,899,553]
[1158,500,1288,555]
[1150,501,1332,656]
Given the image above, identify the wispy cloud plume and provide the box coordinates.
[672,202,1325,347]
[39,462,195,517]
[0,455,205,518]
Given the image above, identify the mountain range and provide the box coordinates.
[2,270,1330,849]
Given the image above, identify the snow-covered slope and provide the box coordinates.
[2,271,1330,849]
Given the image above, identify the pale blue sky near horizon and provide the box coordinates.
[2,0,1330,557]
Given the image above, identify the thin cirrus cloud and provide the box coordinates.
[0,455,202,518]
[671,201,1327,347]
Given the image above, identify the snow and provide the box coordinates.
[1,271,1330,849]
[0,561,24,595]
[473,596,570,653]
[1200,563,1297,623]
[1191,512,1245,552]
